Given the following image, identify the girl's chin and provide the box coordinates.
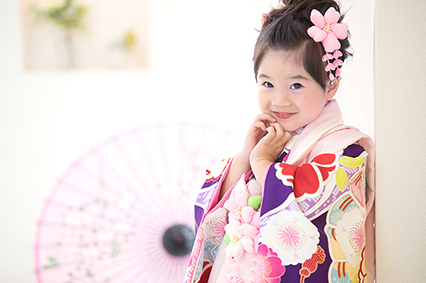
[276,122,296,132]
[277,123,306,133]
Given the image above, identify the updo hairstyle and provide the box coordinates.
[253,0,352,90]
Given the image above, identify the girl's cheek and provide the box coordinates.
[259,100,270,113]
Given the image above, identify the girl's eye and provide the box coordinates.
[290,83,303,90]
[262,81,274,88]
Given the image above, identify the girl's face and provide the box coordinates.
[257,49,338,132]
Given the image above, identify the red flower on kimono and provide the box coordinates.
[252,244,285,283]
[275,153,339,200]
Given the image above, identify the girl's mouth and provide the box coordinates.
[274,112,295,119]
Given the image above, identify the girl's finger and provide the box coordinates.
[270,122,282,132]
[255,113,276,124]
[269,123,283,137]
[252,121,267,132]
[265,126,276,139]
[283,130,292,142]
[269,123,290,143]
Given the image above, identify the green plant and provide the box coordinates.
[33,0,86,30]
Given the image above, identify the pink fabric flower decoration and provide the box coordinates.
[224,219,259,260]
[252,244,285,283]
[224,179,249,219]
[224,176,259,225]
[230,276,244,283]
[307,7,348,53]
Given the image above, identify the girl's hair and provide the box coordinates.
[253,0,352,90]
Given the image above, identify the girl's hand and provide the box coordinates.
[220,115,287,198]
[250,122,290,163]
[240,113,277,163]
[218,114,276,199]
[250,123,291,186]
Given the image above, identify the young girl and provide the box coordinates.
[184,0,375,282]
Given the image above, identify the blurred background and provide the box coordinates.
[0,0,373,282]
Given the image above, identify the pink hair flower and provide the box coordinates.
[307,7,348,53]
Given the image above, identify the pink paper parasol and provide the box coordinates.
[34,122,241,282]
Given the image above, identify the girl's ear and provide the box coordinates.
[326,79,340,100]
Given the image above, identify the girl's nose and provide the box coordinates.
[272,92,292,107]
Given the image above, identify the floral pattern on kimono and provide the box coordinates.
[184,100,375,283]
[324,158,369,282]
[259,143,370,282]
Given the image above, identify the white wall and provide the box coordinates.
[0,0,373,281]
[375,0,426,281]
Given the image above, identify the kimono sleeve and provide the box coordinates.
[261,143,369,221]
[193,157,232,234]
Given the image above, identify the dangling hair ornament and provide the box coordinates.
[307,7,348,81]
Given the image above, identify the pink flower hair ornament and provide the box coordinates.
[307,7,348,81]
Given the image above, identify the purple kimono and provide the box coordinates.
[184,100,375,283]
